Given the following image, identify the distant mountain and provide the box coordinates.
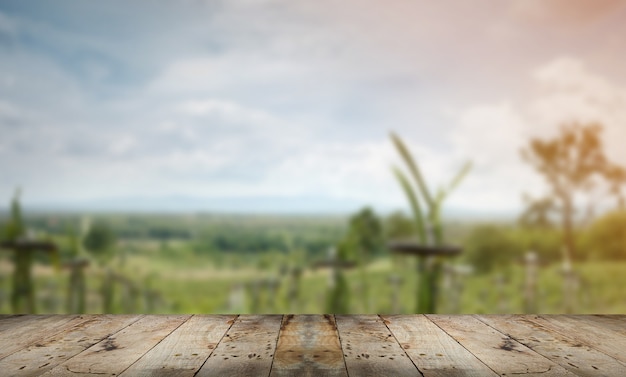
[19,194,368,215]
[0,194,519,220]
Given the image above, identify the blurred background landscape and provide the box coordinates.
[1,0,626,314]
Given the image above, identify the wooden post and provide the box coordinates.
[443,263,471,314]
[286,267,302,313]
[266,277,280,313]
[0,240,57,314]
[41,279,62,313]
[494,273,508,314]
[64,258,89,314]
[0,276,5,311]
[143,274,164,314]
[247,280,262,313]
[314,247,355,314]
[561,246,577,314]
[228,283,246,313]
[389,242,461,313]
[524,251,538,313]
[387,274,403,313]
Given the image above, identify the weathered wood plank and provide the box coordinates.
[195,314,282,377]
[0,315,141,376]
[428,315,577,376]
[529,315,626,365]
[269,314,347,377]
[478,314,626,377]
[335,315,420,377]
[0,315,81,359]
[0,315,44,332]
[119,315,237,377]
[571,315,626,336]
[0,315,20,320]
[383,315,496,377]
[40,315,190,377]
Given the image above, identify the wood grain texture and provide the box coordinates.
[428,315,577,376]
[195,314,282,377]
[40,315,190,377]
[529,315,626,365]
[120,314,237,377]
[478,314,626,377]
[0,315,140,376]
[0,314,625,376]
[0,315,40,332]
[270,314,347,377]
[383,315,497,377]
[571,315,626,336]
[335,315,420,377]
[0,315,81,359]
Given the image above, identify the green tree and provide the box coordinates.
[83,220,115,265]
[348,207,383,258]
[581,210,626,260]
[521,124,626,261]
[464,225,522,274]
[346,207,382,312]
[3,188,25,241]
[384,211,415,240]
[83,220,116,312]
[518,195,555,229]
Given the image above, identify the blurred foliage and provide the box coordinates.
[390,131,471,313]
[346,207,383,259]
[391,132,471,245]
[83,221,115,265]
[463,225,522,274]
[326,238,352,314]
[3,189,25,241]
[1,205,626,314]
[581,210,626,261]
[384,211,415,239]
[518,196,555,229]
[2,127,625,315]
[463,224,565,274]
[521,123,626,261]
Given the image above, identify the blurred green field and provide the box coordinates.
[1,211,625,315]
[1,253,624,315]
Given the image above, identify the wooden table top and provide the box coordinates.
[0,314,625,376]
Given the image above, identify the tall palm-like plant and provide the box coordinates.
[390,132,471,312]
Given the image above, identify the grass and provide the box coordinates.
[1,253,625,314]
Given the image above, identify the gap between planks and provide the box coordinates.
[3,315,626,377]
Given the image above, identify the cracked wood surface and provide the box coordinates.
[0,315,625,376]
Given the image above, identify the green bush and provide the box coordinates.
[463,225,523,274]
[582,210,626,260]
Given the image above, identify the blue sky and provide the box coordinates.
[1,0,626,215]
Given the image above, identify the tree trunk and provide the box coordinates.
[562,195,576,261]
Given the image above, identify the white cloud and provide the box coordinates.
[176,98,275,125]
[528,57,626,162]
[446,57,626,214]
[2,2,626,214]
